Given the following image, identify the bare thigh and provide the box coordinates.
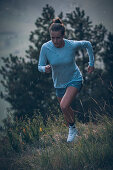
[57,86,78,107]
[57,86,78,125]
[60,86,78,107]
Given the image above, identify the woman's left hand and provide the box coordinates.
[88,66,94,73]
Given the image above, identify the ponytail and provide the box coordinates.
[49,17,65,36]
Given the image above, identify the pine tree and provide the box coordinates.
[99,32,113,105]
[102,32,113,82]
[65,8,107,94]
[0,5,59,119]
[65,7,107,80]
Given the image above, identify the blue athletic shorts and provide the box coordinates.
[55,80,83,98]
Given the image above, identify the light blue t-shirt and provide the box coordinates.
[38,39,94,88]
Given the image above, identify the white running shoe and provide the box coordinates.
[67,126,78,142]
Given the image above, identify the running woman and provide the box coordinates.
[38,18,94,142]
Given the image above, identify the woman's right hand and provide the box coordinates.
[45,65,51,73]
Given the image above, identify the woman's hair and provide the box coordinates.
[49,17,65,36]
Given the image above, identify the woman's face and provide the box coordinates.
[50,31,64,48]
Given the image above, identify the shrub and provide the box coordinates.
[6,114,44,152]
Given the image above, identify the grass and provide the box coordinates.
[1,114,113,170]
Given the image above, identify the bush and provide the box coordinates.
[5,114,44,152]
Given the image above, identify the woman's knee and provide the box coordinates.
[60,101,69,112]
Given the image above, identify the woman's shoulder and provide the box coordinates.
[42,40,53,48]
[65,39,91,47]
[64,39,78,47]
[65,39,91,43]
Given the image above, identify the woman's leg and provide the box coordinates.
[57,97,70,126]
[57,86,78,125]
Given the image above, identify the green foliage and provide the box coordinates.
[4,114,44,152]
[1,104,62,153]
[0,5,57,119]
[65,7,107,94]
[101,32,113,83]
[66,7,92,40]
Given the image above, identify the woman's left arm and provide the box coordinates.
[76,41,95,73]
[87,65,94,73]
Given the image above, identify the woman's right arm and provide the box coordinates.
[38,45,47,72]
[38,45,51,73]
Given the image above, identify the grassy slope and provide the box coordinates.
[5,115,113,170]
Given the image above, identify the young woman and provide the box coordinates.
[38,18,94,142]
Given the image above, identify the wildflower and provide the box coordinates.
[23,128,26,133]
[40,127,42,132]
[93,130,97,134]
[84,133,88,139]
